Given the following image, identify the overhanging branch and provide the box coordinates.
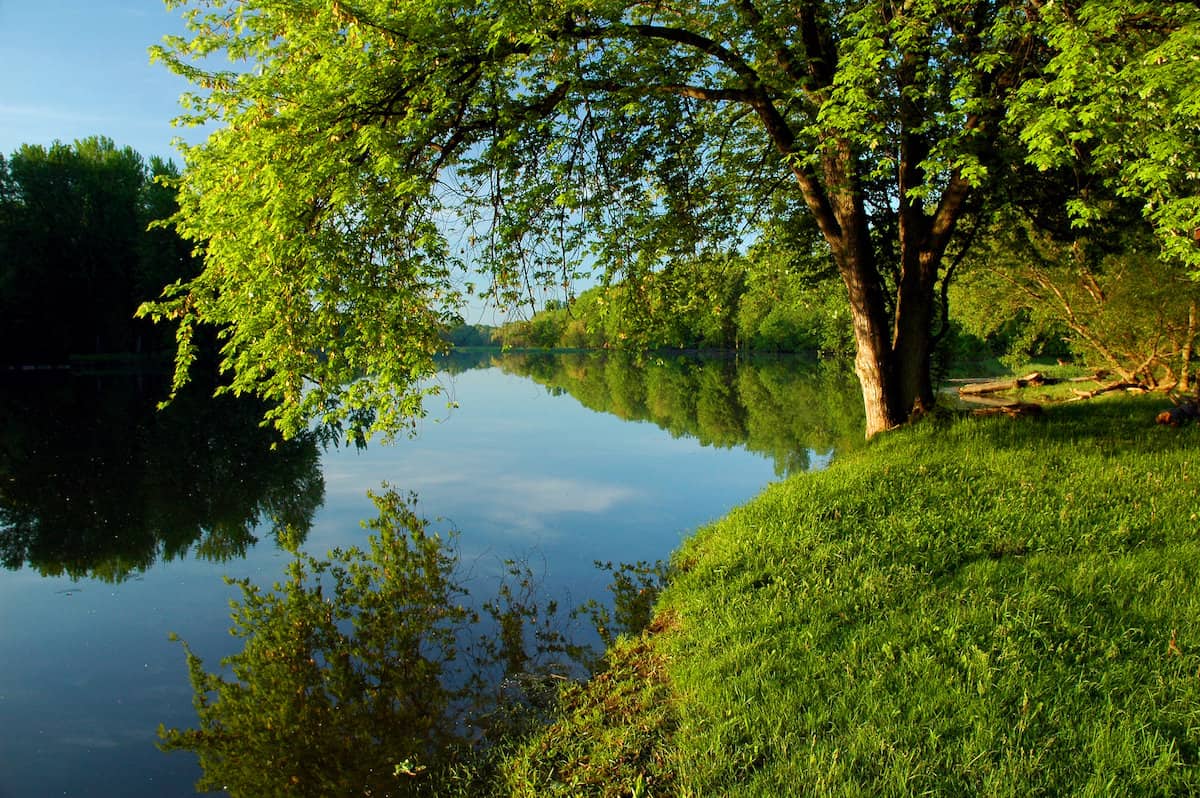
[567,20,763,88]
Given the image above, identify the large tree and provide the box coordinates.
[145,0,1200,438]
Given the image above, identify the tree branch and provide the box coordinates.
[731,0,811,90]
[927,170,974,262]
[578,22,764,88]
[574,80,761,104]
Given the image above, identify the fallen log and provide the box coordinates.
[971,402,1044,419]
[958,372,1056,397]
[1070,382,1143,401]
[958,393,1023,408]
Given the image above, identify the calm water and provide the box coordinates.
[0,353,861,797]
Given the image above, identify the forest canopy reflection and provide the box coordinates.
[0,354,855,582]
[0,372,324,581]
[160,487,612,798]
[494,352,864,474]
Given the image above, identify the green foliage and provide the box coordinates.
[953,208,1199,384]
[735,251,853,355]
[497,248,855,355]
[443,321,499,348]
[0,137,195,364]
[500,634,677,798]
[509,397,1200,795]
[146,0,1200,436]
[1014,1,1200,274]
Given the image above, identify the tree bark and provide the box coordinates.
[750,27,978,437]
[840,248,905,436]
[1181,300,1196,392]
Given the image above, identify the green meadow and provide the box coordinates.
[501,394,1200,796]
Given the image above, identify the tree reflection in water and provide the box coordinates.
[159,487,637,797]
[498,351,865,474]
[155,352,854,794]
[0,371,324,581]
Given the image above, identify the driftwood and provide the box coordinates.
[1069,382,1144,401]
[958,394,1024,408]
[971,402,1044,419]
[958,372,1057,397]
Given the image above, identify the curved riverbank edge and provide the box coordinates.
[499,394,1200,795]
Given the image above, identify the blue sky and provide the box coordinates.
[0,1,203,162]
[0,1,560,323]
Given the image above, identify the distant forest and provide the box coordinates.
[0,137,196,365]
[450,215,1199,390]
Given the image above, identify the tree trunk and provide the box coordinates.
[778,126,962,437]
[822,162,912,436]
[842,258,905,437]
[843,294,935,437]
[834,205,943,435]
[891,249,938,416]
[835,228,936,437]
[813,153,944,437]
[1181,300,1196,392]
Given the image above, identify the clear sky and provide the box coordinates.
[0,1,203,163]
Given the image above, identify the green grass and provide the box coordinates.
[502,395,1200,796]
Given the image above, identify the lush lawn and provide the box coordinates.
[502,395,1200,796]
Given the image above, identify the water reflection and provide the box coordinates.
[0,372,324,581]
[160,488,592,797]
[0,354,857,587]
[155,352,864,795]
[0,353,860,796]
[494,352,864,474]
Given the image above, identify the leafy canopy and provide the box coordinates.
[1015,1,1200,268]
[145,0,1200,438]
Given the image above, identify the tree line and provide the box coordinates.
[0,136,197,365]
[3,132,1194,400]
[459,202,1199,390]
[487,248,855,356]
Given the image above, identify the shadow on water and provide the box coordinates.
[0,370,325,581]
[159,487,661,797]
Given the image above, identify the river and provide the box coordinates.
[0,352,861,797]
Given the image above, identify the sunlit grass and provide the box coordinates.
[504,394,1200,795]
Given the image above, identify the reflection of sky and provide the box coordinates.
[314,367,779,595]
[0,364,780,798]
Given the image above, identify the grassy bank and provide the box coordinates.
[501,394,1200,795]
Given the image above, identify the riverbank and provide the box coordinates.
[498,393,1200,795]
